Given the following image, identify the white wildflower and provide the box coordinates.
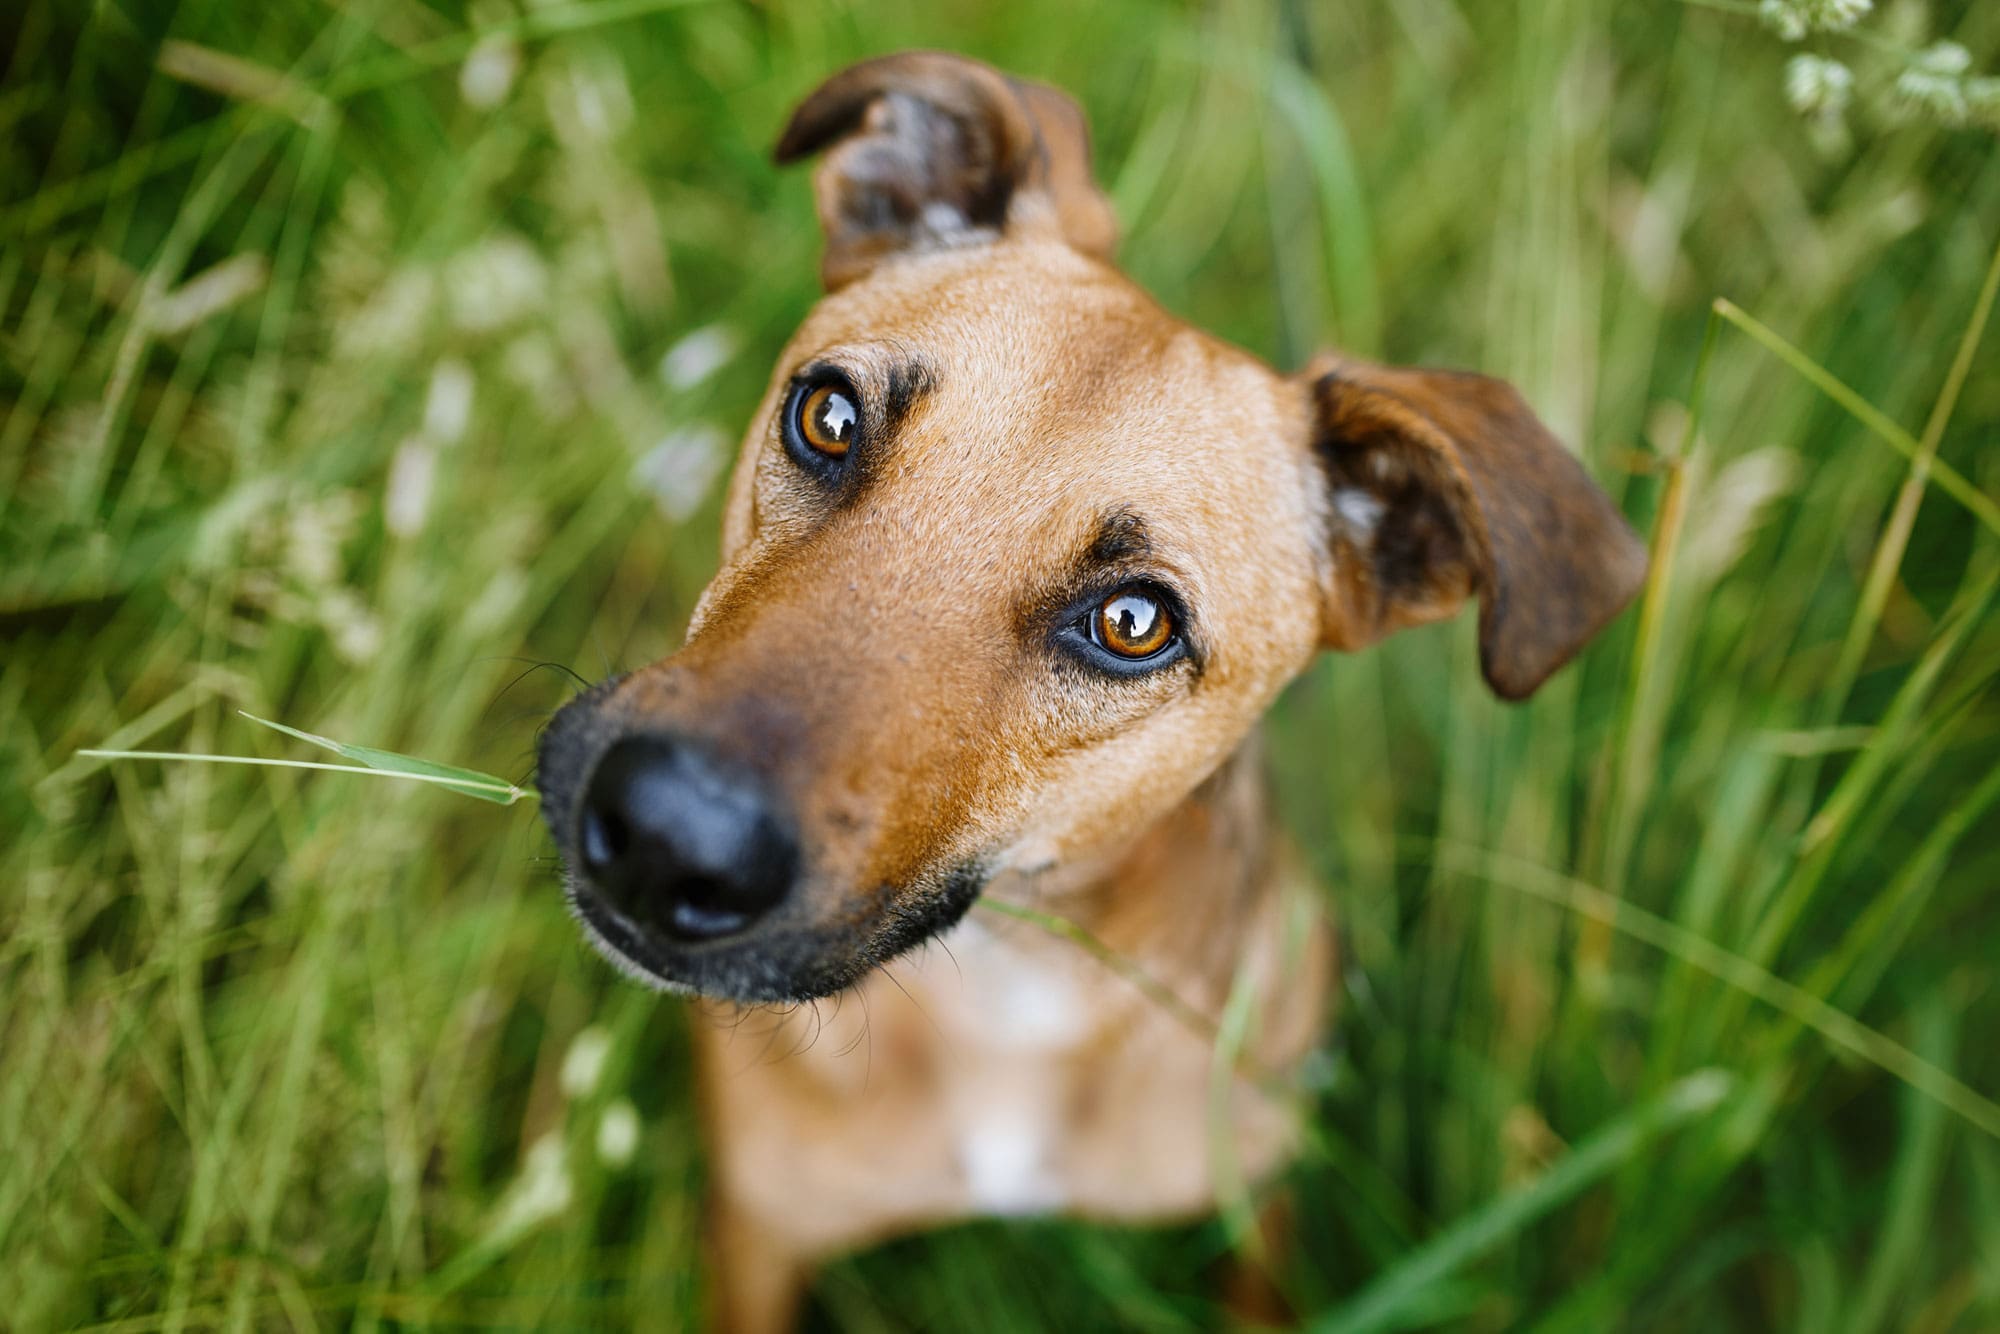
[1811,0,1871,30]
[1758,0,1808,42]
[444,232,548,332]
[384,436,437,538]
[659,325,737,391]
[560,1025,612,1099]
[1784,54,1854,119]
[423,359,476,444]
[1784,54,1855,153]
[492,1133,573,1236]
[547,48,635,145]
[1758,0,1871,40]
[459,34,520,109]
[1894,38,1979,127]
[1896,44,1971,125]
[333,266,436,360]
[596,1098,640,1168]
[1916,40,1974,77]
[286,493,361,587]
[1683,447,1799,583]
[634,425,728,522]
[317,588,383,664]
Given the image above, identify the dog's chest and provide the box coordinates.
[913,917,1101,1215]
[925,915,1098,1051]
[699,911,1300,1258]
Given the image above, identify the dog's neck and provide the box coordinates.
[975,733,1277,1002]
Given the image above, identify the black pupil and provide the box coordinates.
[1106,594,1159,649]
[813,390,856,445]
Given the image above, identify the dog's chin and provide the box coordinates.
[561,862,986,1004]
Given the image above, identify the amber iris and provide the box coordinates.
[1094,590,1173,659]
[798,383,858,457]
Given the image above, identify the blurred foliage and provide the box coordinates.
[3,0,1999,1329]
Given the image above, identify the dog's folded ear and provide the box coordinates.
[1304,358,1649,700]
[775,51,1118,290]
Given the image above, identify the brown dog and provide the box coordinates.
[536,51,1647,1332]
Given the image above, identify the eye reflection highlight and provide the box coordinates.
[1093,590,1174,659]
[800,384,858,456]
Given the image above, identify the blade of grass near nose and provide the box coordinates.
[237,711,529,804]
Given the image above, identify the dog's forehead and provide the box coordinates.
[787,242,1308,515]
[796,239,1134,332]
[750,242,1326,674]
[792,243,1252,418]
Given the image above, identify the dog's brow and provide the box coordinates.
[1088,508,1151,565]
[882,357,939,435]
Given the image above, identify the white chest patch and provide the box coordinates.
[958,1113,1064,1215]
[937,917,1094,1051]
[924,919,1097,1215]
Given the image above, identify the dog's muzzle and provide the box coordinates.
[538,681,987,1002]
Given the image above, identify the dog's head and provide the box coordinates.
[537,52,1647,1002]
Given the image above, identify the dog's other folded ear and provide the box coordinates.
[774,50,1118,290]
[1304,358,1649,701]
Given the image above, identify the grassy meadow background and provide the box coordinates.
[6,0,2000,1328]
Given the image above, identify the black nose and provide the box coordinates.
[576,736,798,943]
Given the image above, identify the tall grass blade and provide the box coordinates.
[1442,845,2000,1141]
[1310,1069,1734,1334]
[1843,994,1954,1334]
[76,711,533,806]
[1819,233,2000,729]
[235,712,527,801]
[1710,299,2000,537]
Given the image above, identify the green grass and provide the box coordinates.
[5,0,1999,1329]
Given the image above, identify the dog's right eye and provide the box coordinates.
[1093,590,1174,659]
[799,384,857,456]
[1051,582,1191,679]
[783,376,863,477]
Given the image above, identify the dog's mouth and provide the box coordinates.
[563,879,699,996]
[558,858,988,1004]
